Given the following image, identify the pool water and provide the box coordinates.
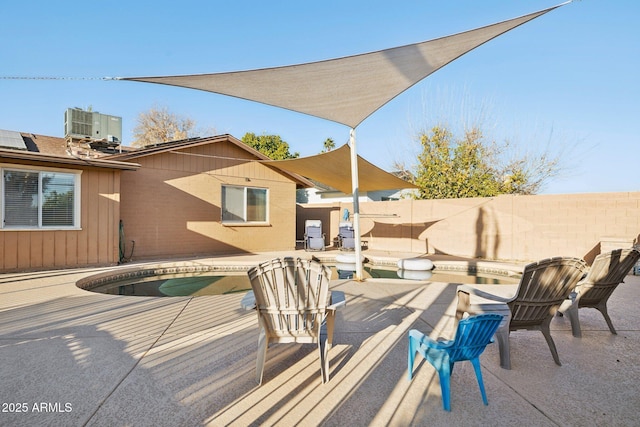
[90,265,519,297]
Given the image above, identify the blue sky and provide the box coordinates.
[1,1,638,195]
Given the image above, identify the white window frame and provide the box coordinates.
[1,165,81,230]
[221,185,269,224]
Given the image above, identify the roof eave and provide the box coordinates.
[0,149,140,171]
[109,134,314,188]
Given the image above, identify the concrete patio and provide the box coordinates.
[1,251,639,426]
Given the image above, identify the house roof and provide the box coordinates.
[107,134,249,160]
[108,134,315,189]
[0,131,139,171]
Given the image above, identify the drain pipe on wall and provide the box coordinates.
[118,220,135,264]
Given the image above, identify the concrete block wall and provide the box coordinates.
[298,191,640,263]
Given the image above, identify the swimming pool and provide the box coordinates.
[77,262,520,297]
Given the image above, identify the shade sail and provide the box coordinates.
[262,144,418,194]
[121,3,567,128]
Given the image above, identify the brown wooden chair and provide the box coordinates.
[247,257,345,384]
[456,257,587,369]
[559,248,640,337]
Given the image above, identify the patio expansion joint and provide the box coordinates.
[80,296,195,426]
[483,367,562,426]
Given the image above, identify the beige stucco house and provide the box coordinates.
[108,134,312,260]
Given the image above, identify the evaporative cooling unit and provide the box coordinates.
[64,107,122,144]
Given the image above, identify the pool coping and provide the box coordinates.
[76,253,523,292]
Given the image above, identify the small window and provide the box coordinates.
[222,185,268,224]
[2,168,80,229]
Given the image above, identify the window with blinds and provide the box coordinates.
[2,168,79,229]
[222,185,268,224]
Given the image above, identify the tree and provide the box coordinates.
[321,137,335,153]
[412,125,561,199]
[131,106,196,147]
[241,132,299,159]
[498,147,561,195]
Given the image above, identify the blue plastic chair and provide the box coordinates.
[408,313,503,411]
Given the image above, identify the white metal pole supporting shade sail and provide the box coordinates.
[121,2,570,280]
